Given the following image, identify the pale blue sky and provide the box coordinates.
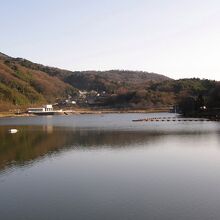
[1,0,220,80]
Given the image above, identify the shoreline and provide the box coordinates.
[0,108,170,118]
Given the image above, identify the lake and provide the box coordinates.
[0,113,220,220]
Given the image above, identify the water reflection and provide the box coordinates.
[0,126,165,170]
[1,124,219,172]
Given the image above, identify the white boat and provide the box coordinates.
[8,129,18,134]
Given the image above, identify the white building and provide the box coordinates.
[27,105,53,114]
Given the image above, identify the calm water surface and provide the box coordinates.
[0,113,220,220]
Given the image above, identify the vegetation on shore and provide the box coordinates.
[178,82,220,118]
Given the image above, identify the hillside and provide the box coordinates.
[0,52,218,111]
[13,58,171,92]
[61,70,170,93]
[0,53,77,111]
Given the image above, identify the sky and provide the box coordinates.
[0,0,220,80]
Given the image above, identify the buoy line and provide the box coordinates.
[132,118,213,122]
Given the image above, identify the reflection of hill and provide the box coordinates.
[0,126,165,170]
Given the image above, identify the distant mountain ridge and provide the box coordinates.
[63,70,171,92]
[12,57,171,92]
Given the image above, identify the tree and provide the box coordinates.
[178,96,196,116]
[207,83,220,108]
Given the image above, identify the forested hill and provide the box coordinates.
[0,53,77,110]
[0,52,219,111]
[12,57,171,92]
